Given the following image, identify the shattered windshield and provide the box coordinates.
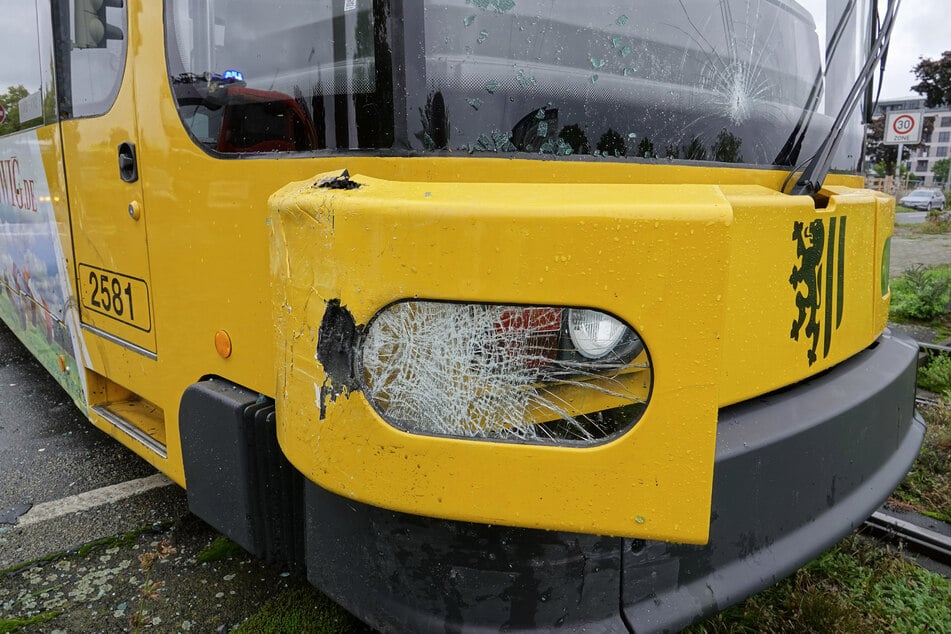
[165,0,869,171]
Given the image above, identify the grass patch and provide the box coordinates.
[892,402,951,523]
[919,352,951,395]
[195,535,247,563]
[0,610,61,633]
[889,265,951,322]
[915,219,951,234]
[688,535,951,633]
[233,586,371,633]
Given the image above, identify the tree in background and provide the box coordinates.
[933,158,950,187]
[912,51,951,108]
[0,85,29,136]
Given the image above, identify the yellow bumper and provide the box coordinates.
[268,169,892,543]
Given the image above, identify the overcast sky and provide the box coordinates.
[795,0,949,101]
[878,1,950,100]
[0,1,41,94]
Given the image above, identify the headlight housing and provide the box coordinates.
[567,308,644,362]
[360,301,652,445]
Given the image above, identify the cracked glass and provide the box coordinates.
[165,0,870,171]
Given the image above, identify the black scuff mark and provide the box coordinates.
[826,474,838,508]
[316,300,362,420]
[315,169,361,190]
[0,502,33,525]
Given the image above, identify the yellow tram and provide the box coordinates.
[0,0,921,630]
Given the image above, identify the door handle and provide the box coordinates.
[118,142,138,183]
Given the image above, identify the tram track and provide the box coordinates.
[865,337,951,577]
[916,395,944,407]
[862,511,951,572]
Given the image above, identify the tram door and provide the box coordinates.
[62,2,156,359]
[58,2,171,462]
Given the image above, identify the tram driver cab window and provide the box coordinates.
[69,0,127,118]
[0,0,56,136]
[166,0,393,154]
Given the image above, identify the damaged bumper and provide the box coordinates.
[302,330,923,633]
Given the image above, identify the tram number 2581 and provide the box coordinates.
[78,264,152,332]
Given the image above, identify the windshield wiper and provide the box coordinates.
[774,0,857,167]
[787,0,900,196]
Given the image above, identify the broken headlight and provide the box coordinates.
[360,301,652,445]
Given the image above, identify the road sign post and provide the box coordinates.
[883,112,922,187]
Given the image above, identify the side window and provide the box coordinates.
[165,0,393,154]
[0,0,56,137]
[67,0,127,118]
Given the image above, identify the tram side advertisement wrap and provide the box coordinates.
[0,131,85,406]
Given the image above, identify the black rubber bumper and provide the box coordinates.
[622,330,923,632]
[303,331,924,633]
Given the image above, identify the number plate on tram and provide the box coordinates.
[78,264,152,332]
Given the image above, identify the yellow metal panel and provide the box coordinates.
[270,175,732,542]
[61,116,156,354]
[268,172,892,541]
[717,186,887,405]
[61,15,155,356]
[58,1,170,476]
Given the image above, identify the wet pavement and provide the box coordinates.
[0,330,155,512]
[889,223,951,278]
[895,211,929,225]
[0,323,359,632]
[0,322,166,573]
[1,511,321,633]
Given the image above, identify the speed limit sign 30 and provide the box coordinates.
[884,111,923,145]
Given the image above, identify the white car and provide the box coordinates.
[898,188,946,211]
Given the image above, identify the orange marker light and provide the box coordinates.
[215,330,233,358]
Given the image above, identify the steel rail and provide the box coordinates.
[863,511,951,568]
[917,342,951,354]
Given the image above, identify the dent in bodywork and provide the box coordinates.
[316,169,361,190]
[315,300,361,419]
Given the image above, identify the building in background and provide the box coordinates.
[874,97,951,187]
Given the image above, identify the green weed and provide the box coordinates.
[75,526,150,558]
[195,535,246,563]
[689,535,951,633]
[234,586,371,633]
[0,611,61,633]
[916,219,951,234]
[918,352,951,395]
[893,402,951,523]
[0,524,165,575]
[889,265,951,322]
[130,539,176,632]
